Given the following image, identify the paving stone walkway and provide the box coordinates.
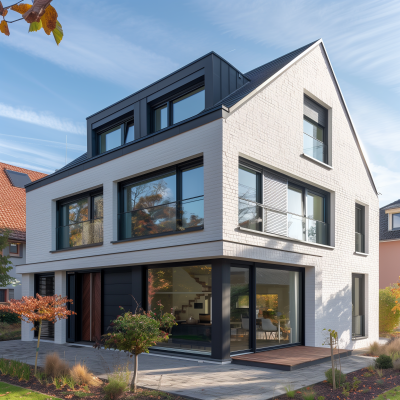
[0,340,373,400]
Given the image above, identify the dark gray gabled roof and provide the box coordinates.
[216,40,319,109]
[380,199,400,241]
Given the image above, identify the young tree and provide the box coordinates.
[97,302,176,393]
[0,294,76,374]
[0,0,63,44]
[0,227,18,288]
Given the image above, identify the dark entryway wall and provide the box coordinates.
[102,267,143,334]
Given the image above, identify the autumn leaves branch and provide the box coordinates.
[0,0,63,45]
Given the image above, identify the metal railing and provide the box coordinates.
[57,218,103,249]
[303,132,327,163]
[119,196,204,239]
[239,199,329,245]
[355,232,365,253]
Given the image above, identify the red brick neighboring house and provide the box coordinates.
[0,162,47,302]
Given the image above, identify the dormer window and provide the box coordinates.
[97,119,134,155]
[151,84,205,133]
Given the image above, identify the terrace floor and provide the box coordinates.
[0,340,372,400]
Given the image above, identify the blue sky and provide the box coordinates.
[1,0,399,206]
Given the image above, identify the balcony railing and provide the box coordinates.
[303,132,327,163]
[57,218,103,249]
[355,232,365,253]
[239,199,329,245]
[119,196,204,240]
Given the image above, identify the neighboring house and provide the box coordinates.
[379,200,400,289]
[0,163,47,302]
[18,39,378,360]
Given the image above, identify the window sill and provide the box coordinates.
[238,226,334,250]
[352,336,368,341]
[9,255,23,258]
[354,251,369,256]
[302,153,333,169]
[111,226,204,244]
[50,242,103,253]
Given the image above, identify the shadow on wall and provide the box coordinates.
[319,284,352,349]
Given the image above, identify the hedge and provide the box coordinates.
[380,287,400,333]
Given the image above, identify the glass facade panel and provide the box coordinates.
[303,118,326,163]
[98,126,122,154]
[355,205,365,252]
[352,274,365,338]
[153,104,168,132]
[393,213,400,229]
[239,166,259,203]
[303,118,324,142]
[256,268,301,349]
[125,121,135,143]
[148,265,212,354]
[288,186,304,240]
[182,166,204,200]
[173,87,205,124]
[230,267,250,352]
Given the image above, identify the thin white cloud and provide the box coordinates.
[0,103,85,135]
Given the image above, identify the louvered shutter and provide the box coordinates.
[304,96,327,127]
[263,171,288,236]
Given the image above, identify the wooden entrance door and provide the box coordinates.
[81,272,101,341]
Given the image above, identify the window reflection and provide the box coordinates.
[173,87,205,124]
[153,104,168,132]
[98,126,122,154]
[149,265,212,355]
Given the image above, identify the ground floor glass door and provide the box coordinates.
[230,264,302,354]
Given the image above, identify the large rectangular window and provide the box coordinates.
[119,159,204,240]
[148,264,212,355]
[238,162,329,245]
[57,190,103,250]
[393,213,400,230]
[352,274,365,338]
[355,204,365,253]
[97,118,135,155]
[303,96,328,164]
[151,84,205,133]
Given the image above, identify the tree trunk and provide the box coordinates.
[330,334,335,390]
[34,320,42,375]
[130,353,138,393]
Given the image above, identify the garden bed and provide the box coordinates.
[275,366,400,400]
[0,360,189,400]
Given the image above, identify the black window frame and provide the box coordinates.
[150,78,205,134]
[56,188,103,250]
[355,204,365,253]
[392,213,400,231]
[352,273,366,339]
[96,115,134,156]
[118,157,204,241]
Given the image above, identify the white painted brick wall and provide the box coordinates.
[221,44,379,350]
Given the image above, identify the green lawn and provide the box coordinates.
[0,382,60,400]
[374,386,400,399]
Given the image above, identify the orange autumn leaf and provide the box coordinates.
[11,3,32,14]
[0,2,7,18]
[41,4,57,35]
[0,20,9,36]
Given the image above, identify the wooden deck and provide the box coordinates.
[231,346,352,371]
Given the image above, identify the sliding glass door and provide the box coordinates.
[230,264,303,354]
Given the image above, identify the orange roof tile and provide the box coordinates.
[0,162,47,241]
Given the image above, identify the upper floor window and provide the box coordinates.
[9,243,20,256]
[97,119,134,155]
[355,204,365,253]
[151,85,205,133]
[119,159,204,240]
[303,96,328,164]
[57,190,103,250]
[238,161,329,245]
[393,213,400,230]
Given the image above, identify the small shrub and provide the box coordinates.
[376,368,384,377]
[367,363,375,372]
[0,311,20,324]
[285,385,295,398]
[71,363,100,387]
[352,376,361,391]
[377,379,385,386]
[45,352,70,378]
[380,287,400,333]
[317,397,325,400]
[362,388,370,393]
[369,341,380,356]
[375,354,393,369]
[22,364,30,381]
[35,371,45,383]
[103,375,128,400]
[53,377,62,389]
[342,388,349,397]
[324,368,346,387]
[301,390,316,400]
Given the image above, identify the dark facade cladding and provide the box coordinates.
[380,199,400,241]
[25,42,318,193]
[63,259,305,361]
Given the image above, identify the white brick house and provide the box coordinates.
[19,39,378,360]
